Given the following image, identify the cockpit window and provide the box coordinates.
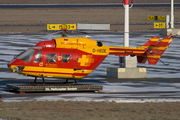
[34,51,42,63]
[47,54,57,63]
[17,49,35,62]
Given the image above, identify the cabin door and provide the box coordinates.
[41,50,59,77]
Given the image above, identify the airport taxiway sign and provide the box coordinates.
[47,24,76,30]
[148,16,165,21]
[154,22,166,28]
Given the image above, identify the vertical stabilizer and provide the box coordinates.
[138,34,173,65]
[141,37,160,48]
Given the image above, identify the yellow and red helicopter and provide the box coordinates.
[7,29,173,84]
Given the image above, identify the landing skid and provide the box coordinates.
[34,77,45,85]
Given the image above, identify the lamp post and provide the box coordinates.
[123,0,133,47]
[171,0,174,28]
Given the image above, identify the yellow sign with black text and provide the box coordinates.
[148,16,165,21]
[47,24,76,30]
[47,24,58,30]
[158,16,165,21]
[148,16,156,20]
[154,22,166,28]
[58,24,76,30]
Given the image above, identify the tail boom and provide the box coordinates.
[109,47,145,56]
[108,34,173,65]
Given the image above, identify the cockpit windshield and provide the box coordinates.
[17,49,35,62]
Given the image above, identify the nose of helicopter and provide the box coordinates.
[7,59,25,73]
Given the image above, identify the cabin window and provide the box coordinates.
[62,54,71,63]
[34,51,42,63]
[47,54,57,63]
[17,49,35,62]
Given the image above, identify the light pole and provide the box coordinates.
[123,0,133,47]
[170,0,174,28]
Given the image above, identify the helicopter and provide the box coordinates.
[7,29,173,84]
